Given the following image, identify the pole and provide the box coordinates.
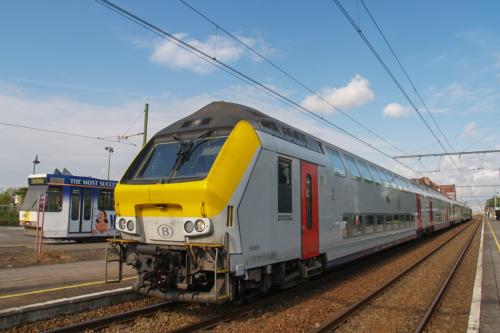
[143,103,149,147]
[35,193,40,254]
[107,151,111,180]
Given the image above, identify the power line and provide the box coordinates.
[360,0,456,155]
[332,0,473,196]
[394,149,500,159]
[95,0,424,176]
[179,0,412,159]
[0,121,137,146]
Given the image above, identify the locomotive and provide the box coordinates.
[114,101,471,302]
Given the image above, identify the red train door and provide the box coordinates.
[301,160,319,259]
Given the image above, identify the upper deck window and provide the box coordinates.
[368,165,382,184]
[357,160,373,183]
[345,156,361,180]
[132,136,227,183]
[327,149,346,177]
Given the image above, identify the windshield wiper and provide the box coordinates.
[165,130,213,182]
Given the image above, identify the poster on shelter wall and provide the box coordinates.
[92,210,116,235]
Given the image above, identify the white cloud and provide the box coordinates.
[300,74,374,113]
[382,102,411,118]
[148,33,273,74]
[460,122,477,138]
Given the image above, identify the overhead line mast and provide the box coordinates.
[95,0,424,177]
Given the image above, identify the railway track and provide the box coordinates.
[44,301,175,333]
[309,218,481,333]
[41,219,477,333]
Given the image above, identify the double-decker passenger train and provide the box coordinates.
[114,101,471,302]
[19,172,117,240]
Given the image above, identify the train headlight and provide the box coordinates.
[118,218,127,230]
[184,220,194,233]
[194,219,206,232]
[126,220,135,232]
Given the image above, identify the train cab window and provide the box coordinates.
[134,137,227,182]
[70,190,80,220]
[368,165,383,185]
[345,156,361,180]
[376,215,385,232]
[98,190,114,211]
[45,186,63,212]
[366,215,375,233]
[357,161,373,183]
[278,158,292,214]
[327,149,346,177]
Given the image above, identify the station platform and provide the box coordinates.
[0,259,136,310]
[474,217,500,333]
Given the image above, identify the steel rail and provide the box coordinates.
[309,218,477,333]
[414,218,481,333]
[44,301,175,333]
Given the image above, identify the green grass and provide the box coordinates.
[0,208,19,226]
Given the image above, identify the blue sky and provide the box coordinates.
[1,0,499,210]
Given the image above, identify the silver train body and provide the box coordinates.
[115,102,471,302]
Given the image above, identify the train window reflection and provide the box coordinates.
[278,158,292,214]
[368,165,382,185]
[345,156,361,180]
[327,149,346,177]
[135,137,227,182]
[357,161,373,183]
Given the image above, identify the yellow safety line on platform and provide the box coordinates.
[486,219,500,252]
[0,276,136,300]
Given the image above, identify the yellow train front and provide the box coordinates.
[115,101,262,302]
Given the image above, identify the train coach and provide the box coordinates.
[114,101,471,302]
[19,172,118,240]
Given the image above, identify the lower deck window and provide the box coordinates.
[343,213,415,238]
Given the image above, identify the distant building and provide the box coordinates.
[13,195,21,205]
[411,177,457,200]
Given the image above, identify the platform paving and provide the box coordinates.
[0,259,135,310]
[480,217,500,332]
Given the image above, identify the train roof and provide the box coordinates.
[156,101,274,136]
[153,101,469,209]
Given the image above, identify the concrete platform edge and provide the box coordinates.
[467,217,484,333]
[0,286,140,330]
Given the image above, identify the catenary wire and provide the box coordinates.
[0,121,137,146]
[360,0,456,155]
[179,0,413,158]
[95,0,424,177]
[332,0,473,196]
